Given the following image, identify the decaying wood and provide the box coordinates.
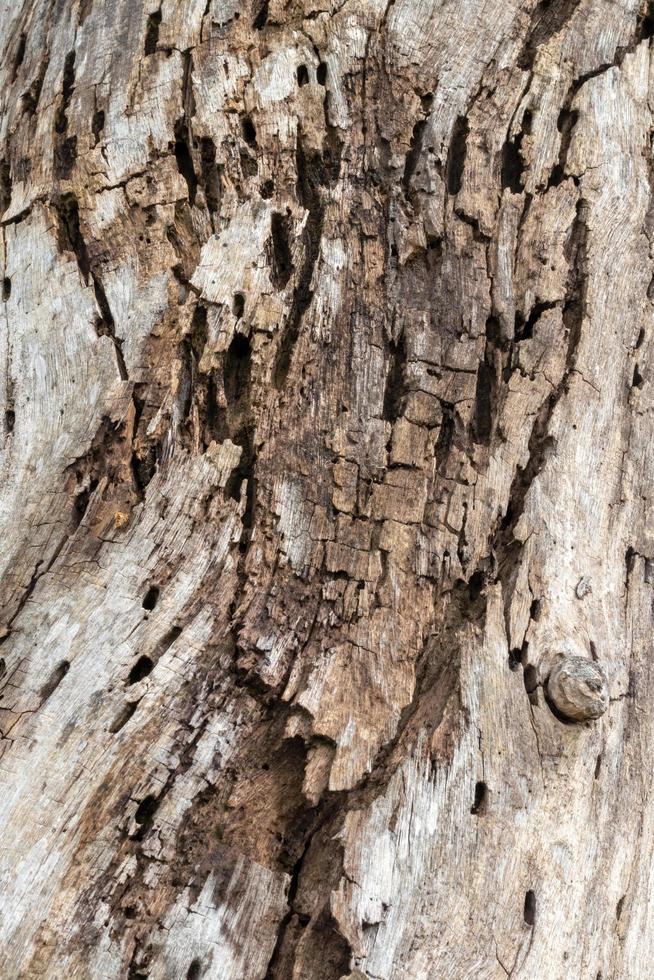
[1,0,654,977]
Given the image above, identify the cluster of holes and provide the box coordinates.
[295,62,328,86]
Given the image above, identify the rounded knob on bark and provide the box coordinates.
[546,656,608,722]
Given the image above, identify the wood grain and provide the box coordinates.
[1,0,654,977]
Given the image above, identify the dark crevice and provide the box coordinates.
[273,131,341,388]
[0,159,12,215]
[501,128,525,194]
[509,646,527,671]
[403,118,427,194]
[224,333,252,411]
[186,960,202,980]
[241,116,257,148]
[446,115,469,196]
[199,137,221,213]
[222,330,255,523]
[382,333,407,422]
[472,360,493,444]
[2,277,10,301]
[253,0,269,29]
[174,119,198,206]
[548,108,579,189]
[92,108,105,144]
[316,62,328,86]
[179,303,231,449]
[435,403,456,471]
[297,64,309,87]
[263,835,313,978]
[128,655,154,685]
[22,57,47,116]
[54,51,77,179]
[514,300,557,342]
[53,192,127,379]
[523,890,536,926]
[54,51,76,135]
[232,293,245,319]
[262,823,351,980]
[269,211,294,290]
[523,663,539,704]
[12,33,27,82]
[133,794,159,837]
[144,7,162,55]
[54,135,78,180]
[561,198,588,363]
[470,780,488,815]
[173,51,197,204]
[142,586,159,611]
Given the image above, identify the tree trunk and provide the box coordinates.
[1,0,653,977]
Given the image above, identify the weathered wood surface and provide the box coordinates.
[1,0,654,977]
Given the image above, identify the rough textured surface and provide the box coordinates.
[546,654,609,721]
[1,0,654,977]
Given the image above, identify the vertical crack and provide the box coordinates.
[53,193,128,380]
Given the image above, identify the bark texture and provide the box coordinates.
[1,0,654,977]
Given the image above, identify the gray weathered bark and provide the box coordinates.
[1,0,654,977]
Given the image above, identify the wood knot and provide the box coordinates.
[545,655,608,722]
